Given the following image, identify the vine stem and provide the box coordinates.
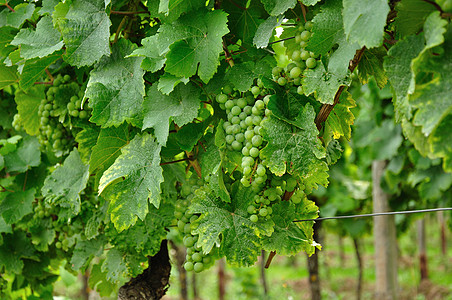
[159,157,192,166]
[264,251,277,268]
[268,36,295,45]
[114,16,127,44]
[223,38,235,67]
[314,46,366,131]
[5,2,15,12]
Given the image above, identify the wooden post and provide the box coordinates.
[417,218,429,281]
[372,160,398,300]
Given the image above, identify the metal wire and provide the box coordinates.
[293,207,452,222]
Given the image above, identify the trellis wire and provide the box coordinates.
[293,207,452,222]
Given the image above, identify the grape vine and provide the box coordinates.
[0,0,451,299]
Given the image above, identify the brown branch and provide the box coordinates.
[114,16,127,44]
[264,251,277,268]
[111,10,150,15]
[223,38,234,67]
[4,2,15,12]
[160,157,192,166]
[314,46,366,131]
[422,0,444,13]
[45,69,54,83]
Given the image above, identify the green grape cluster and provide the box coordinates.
[215,82,272,191]
[12,114,23,131]
[246,174,303,222]
[36,74,90,154]
[273,20,320,94]
[175,179,215,273]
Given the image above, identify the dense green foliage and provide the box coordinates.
[0,0,451,298]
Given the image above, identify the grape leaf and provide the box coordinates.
[99,133,163,232]
[157,0,205,22]
[75,125,101,163]
[301,0,321,5]
[175,122,205,152]
[384,35,424,122]
[262,201,317,255]
[342,0,390,48]
[3,135,40,173]
[89,123,131,174]
[394,0,436,37]
[302,62,351,105]
[253,14,283,48]
[260,0,297,16]
[162,10,229,83]
[11,16,64,59]
[71,236,106,271]
[27,218,55,252]
[225,59,272,92]
[41,0,59,15]
[189,185,274,266]
[0,64,18,89]
[19,51,63,90]
[0,232,37,274]
[142,84,200,146]
[357,47,388,89]
[410,15,449,136]
[430,113,452,172]
[418,166,452,200]
[0,188,35,224]
[14,85,44,136]
[41,149,89,217]
[157,73,189,95]
[0,215,12,234]
[101,248,129,284]
[261,105,328,188]
[89,264,116,296]
[223,0,265,44]
[86,39,145,128]
[128,35,166,72]
[305,0,343,56]
[4,3,35,29]
[54,0,111,67]
[325,90,356,140]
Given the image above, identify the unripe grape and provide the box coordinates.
[254,100,265,110]
[223,84,233,94]
[250,214,258,222]
[226,135,234,144]
[291,50,301,61]
[231,106,241,116]
[259,208,268,217]
[241,177,251,187]
[225,100,234,110]
[249,147,259,158]
[251,86,260,95]
[232,141,242,151]
[184,262,194,271]
[300,31,311,41]
[305,21,313,30]
[194,262,204,273]
[192,253,203,262]
[278,77,287,86]
[289,66,302,78]
[216,93,228,104]
[306,57,317,69]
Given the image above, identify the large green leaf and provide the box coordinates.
[0,64,18,89]
[89,123,131,174]
[253,14,283,48]
[223,0,265,44]
[14,85,45,136]
[260,0,296,16]
[11,16,63,59]
[302,62,351,105]
[0,188,35,224]
[54,0,111,67]
[86,39,145,128]
[19,51,63,90]
[41,149,89,217]
[71,236,106,271]
[260,105,328,189]
[142,84,200,146]
[3,136,40,173]
[325,90,356,140]
[189,185,274,266]
[394,0,436,37]
[342,0,390,48]
[262,200,318,255]
[152,10,229,83]
[99,133,163,232]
